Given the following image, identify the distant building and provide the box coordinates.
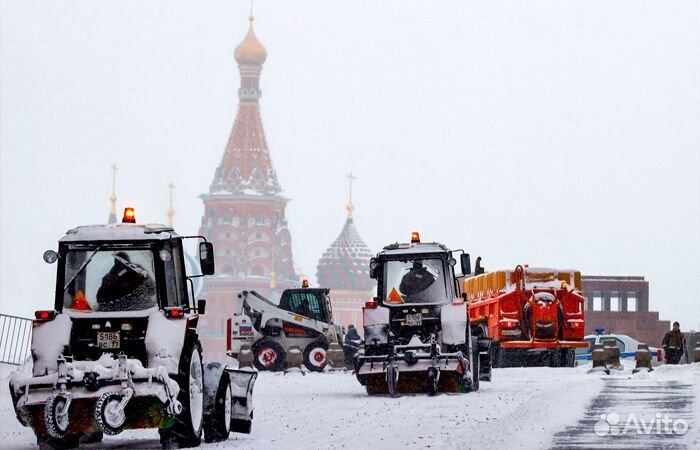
[198,15,298,361]
[581,275,670,347]
[316,175,374,335]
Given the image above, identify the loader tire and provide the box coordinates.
[203,367,231,443]
[252,339,287,372]
[303,338,329,372]
[159,339,204,449]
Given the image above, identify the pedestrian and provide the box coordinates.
[662,321,686,364]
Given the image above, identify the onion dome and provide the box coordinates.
[316,202,374,291]
[234,17,267,65]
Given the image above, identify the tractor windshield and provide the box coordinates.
[383,258,448,305]
[63,248,157,312]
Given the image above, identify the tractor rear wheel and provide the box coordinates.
[467,337,480,392]
[426,367,439,396]
[160,339,204,449]
[386,364,398,397]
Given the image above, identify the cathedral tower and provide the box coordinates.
[199,15,297,360]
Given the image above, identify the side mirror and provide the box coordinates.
[199,242,215,275]
[43,250,59,264]
[475,256,485,275]
[460,253,471,275]
[369,258,379,279]
[197,299,206,315]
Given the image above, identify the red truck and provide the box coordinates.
[461,264,587,367]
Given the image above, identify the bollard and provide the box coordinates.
[589,343,610,374]
[694,343,700,363]
[603,339,624,371]
[326,343,346,370]
[238,344,254,369]
[632,343,653,373]
[284,345,304,374]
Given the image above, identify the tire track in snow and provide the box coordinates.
[550,378,696,450]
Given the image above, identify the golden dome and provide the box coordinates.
[234,17,267,65]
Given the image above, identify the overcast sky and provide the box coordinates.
[1,1,699,328]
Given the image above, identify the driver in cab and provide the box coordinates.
[96,252,155,310]
[400,261,436,296]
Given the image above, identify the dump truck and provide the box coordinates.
[9,208,257,449]
[354,232,491,396]
[231,286,344,372]
[460,264,587,367]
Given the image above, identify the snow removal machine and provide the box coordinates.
[9,208,257,449]
[231,284,344,372]
[355,232,491,396]
[461,264,587,367]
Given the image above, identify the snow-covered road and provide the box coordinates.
[1,363,697,449]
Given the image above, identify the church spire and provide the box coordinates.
[208,13,280,194]
[167,182,175,227]
[107,163,118,224]
[346,172,355,222]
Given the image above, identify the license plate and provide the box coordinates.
[406,313,422,326]
[97,331,120,349]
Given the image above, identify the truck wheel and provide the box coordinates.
[44,394,70,439]
[252,339,286,372]
[303,339,329,372]
[203,369,231,443]
[160,339,204,449]
[94,392,126,435]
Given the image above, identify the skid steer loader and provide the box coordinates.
[230,286,344,372]
[355,232,492,396]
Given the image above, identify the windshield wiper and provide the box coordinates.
[63,245,104,292]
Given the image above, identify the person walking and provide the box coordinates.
[662,321,686,364]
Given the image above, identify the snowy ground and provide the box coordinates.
[1,362,697,450]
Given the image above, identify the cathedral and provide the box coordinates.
[198,15,298,360]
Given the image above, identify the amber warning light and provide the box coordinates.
[411,231,421,243]
[302,279,309,288]
[122,207,136,224]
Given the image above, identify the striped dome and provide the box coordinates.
[316,218,374,291]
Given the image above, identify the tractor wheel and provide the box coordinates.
[94,391,126,435]
[44,394,70,439]
[160,339,204,449]
[303,338,329,372]
[203,368,232,443]
[386,364,398,397]
[252,339,287,372]
[426,367,439,396]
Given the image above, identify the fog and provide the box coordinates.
[1,1,699,329]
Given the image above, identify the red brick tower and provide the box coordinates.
[199,16,297,361]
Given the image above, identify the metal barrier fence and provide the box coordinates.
[0,314,33,365]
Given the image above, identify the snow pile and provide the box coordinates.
[31,313,71,376]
